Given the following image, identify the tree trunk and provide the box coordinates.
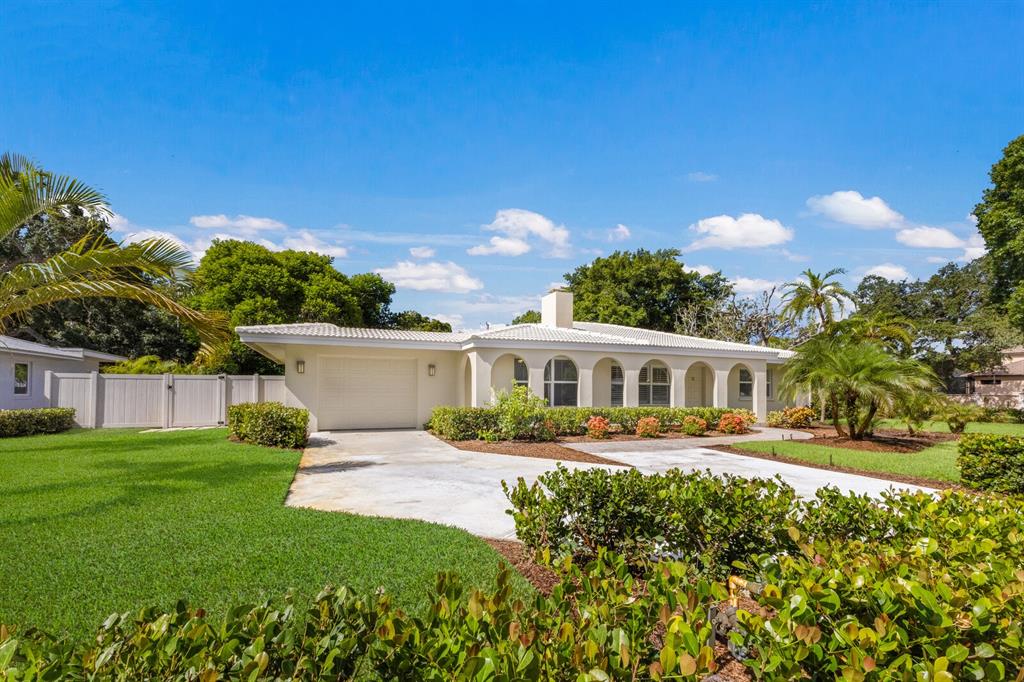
[845,394,861,440]
[856,400,879,440]
[830,392,846,437]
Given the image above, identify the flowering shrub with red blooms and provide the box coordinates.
[585,415,610,439]
[635,416,661,438]
[717,412,750,435]
[681,415,708,436]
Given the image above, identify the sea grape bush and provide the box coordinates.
[0,407,75,438]
[958,433,1024,494]
[227,402,308,449]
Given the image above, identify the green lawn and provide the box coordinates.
[0,428,525,638]
[875,419,1024,435]
[733,439,960,484]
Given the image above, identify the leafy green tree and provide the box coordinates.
[101,355,200,375]
[0,153,226,354]
[781,268,854,332]
[780,336,936,439]
[975,135,1024,314]
[511,310,541,325]
[563,249,731,332]
[392,310,452,332]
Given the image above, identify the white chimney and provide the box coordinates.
[541,289,574,328]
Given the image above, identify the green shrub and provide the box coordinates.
[681,415,707,436]
[958,433,1024,494]
[0,554,724,681]
[0,407,76,438]
[504,465,797,578]
[934,400,983,434]
[101,355,204,375]
[427,406,497,440]
[227,402,308,449]
[493,385,554,441]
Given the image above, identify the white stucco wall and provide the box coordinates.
[0,353,104,410]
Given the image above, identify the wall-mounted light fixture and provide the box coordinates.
[296,360,305,374]
[428,363,437,377]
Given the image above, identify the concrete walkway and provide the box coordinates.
[287,430,611,539]
[287,430,929,539]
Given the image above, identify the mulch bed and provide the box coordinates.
[561,429,740,443]
[801,426,956,452]
[710,443,952,490]
[446,439,625,465]
[485,538,560,595]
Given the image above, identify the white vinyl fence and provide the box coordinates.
[44,372,285,428]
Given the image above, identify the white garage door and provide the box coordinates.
[317,357,418,430]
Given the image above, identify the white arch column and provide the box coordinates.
[713,368,730,408]
[467,351,493,407]
[577,362,594,407]
[752,366,768,423]
[670,364,688,407]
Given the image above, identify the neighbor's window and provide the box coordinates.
[639,361,670,406]
[610,363,624,407]
[13,362,29,395]
[739,368,753,399]
[544,357,578,406]
[981,378,1002,386]
[513,358,529,387]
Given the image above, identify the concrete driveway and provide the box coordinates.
[287,430,930,539]
[287,430,610,539]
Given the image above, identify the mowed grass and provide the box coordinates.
[0,428,526,638]
[874,419,1024,436]
[733,439,960,484]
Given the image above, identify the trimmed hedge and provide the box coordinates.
[0,407,75,438]
[227,402,309,449]
[428,405,755,440]
[959,433,1024,494]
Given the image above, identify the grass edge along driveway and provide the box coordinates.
[0,428,528,639]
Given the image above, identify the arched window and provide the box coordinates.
[610,362,624,407]
[639,361,670,406]
[513,358,529,387]
[544,357,578,406]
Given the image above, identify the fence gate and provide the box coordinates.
[45,372,285,428]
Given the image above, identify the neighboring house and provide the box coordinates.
[960,346,1024,408]
[0,336,126,410]
[238,290,797,431]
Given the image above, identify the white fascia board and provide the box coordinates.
[236,332,464,352]
[460,337,787,360]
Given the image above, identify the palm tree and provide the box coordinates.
[780,335,936,439]
[831,310,915,353]
[0,153,226,353]
[781,268,854,332]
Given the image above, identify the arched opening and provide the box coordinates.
[462,356,472,406]
[639,360,671,406]
[491,354,529,395]
[728,363,755,409]
[544,356,578,406]
[684,362,714,407]
[592,358,624,407]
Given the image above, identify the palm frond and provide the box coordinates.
[0,155,109,241]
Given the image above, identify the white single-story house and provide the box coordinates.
[237,290,797,431]
[0,336,126,410]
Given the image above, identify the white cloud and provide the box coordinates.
[280,230,348,258]
[374,260,483,293]
[926,256,949,264]
[731,277,782,295]
[107,211,134,232]
[806,190,905,229]
[469,209,571,258]
[608,224,631,241]
[895,226,965,249]
[683,264,717,277]
[189,214,286,232]
[432,313,465,329]
[863,263,910,281]
[684,213,794,252]
[959,233,987,262]
[779,249,810,262]
[967,213,979,226]
[409,246,436,258]
[467,235,532,256]
[686,171,718,183]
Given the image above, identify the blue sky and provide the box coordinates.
[2,1,1022,329]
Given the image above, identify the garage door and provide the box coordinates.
[317,357,418,430]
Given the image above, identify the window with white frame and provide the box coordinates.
[639,361,670,406]
[513,358,529,387]
[13,362,29,395]
[766,368,773,399]
[610,363,624,406]
[544,357,578,406]
[738,368,753,399]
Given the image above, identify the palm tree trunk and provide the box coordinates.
[857,400,879,439]
[845,394,861,440]
[830,392,846,437]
